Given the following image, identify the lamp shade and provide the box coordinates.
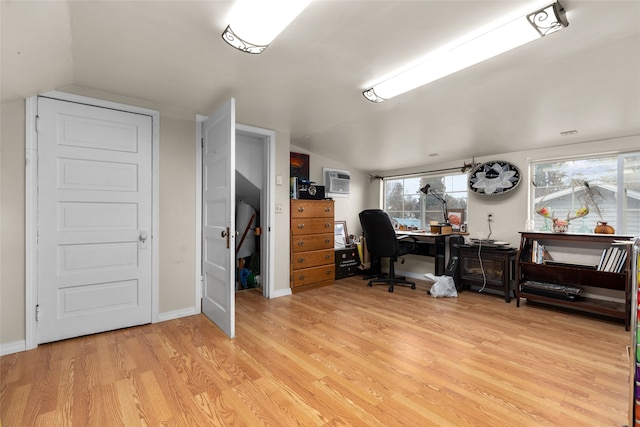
[222,0,312,54]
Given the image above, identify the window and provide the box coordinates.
[384,173,468,230]
[531,152,640,235]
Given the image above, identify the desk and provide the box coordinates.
[396,231,464,276]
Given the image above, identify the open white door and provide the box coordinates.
[202,99,236,338]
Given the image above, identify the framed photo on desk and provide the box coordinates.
[334,221,348,248]
[448,209,464,231]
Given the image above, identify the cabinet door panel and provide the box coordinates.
[291,200,334,218]
[291,265,336,287]
[291,218,334,236]
[292,249,334,269]
[291,234,334,252]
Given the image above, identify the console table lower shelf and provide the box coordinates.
[516,289,627,324]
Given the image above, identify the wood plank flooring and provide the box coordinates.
[1,277,631,426]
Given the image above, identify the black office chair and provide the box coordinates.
[359,209,418,292]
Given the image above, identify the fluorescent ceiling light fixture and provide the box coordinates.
[363,1,568,102]
[222,0,312,54]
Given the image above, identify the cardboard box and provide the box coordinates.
[430,224,453,235]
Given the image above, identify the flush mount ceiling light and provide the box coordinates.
[222,0,311,54]
[363,1,568,102]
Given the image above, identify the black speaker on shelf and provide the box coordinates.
[298,184,325,200]
[449,235,464,258]
[446,235,465,291]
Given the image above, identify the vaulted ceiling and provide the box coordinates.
[2,1,639,173]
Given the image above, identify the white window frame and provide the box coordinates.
[529,151,640,235]
[383,171,468,230]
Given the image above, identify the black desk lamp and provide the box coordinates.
[420,184,450,225]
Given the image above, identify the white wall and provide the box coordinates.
[373,135,640,279]
[0,87,294,351]
[290,145,369,239]
[3,85,637,350]
[273,131,292,294]
[1,99,26,346]
[236,133,264,191]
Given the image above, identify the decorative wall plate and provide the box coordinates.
[468,160,521,196]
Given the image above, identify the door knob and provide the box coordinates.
[139,232,149,249]
[221,227,230,248]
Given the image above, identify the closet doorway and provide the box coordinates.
[196,116,275,318]
[233,125,275,298]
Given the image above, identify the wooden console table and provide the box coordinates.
[516,232,633,328]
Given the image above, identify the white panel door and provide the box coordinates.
[37,97,153,344]
[202,99,236,338]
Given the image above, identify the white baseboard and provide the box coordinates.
[269,288,292,299]
[0,308,199,356]
[157,306,200,323]
[0,340,27,356]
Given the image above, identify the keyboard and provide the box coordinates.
[520,281,582,301]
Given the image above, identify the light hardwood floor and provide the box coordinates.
[1,277,631,426]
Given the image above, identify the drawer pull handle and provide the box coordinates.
[325,207,331,212]
[298,207,305,212]
[325,270,333,275]
[325,254,331,259]
[297,258,305,263]
[325,239,331,244]
[298,275,305,280]
[298,241,305,246]
[325,223,331,228]
[298,224,305,229]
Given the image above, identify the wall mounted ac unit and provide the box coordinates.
[323,168,350,196]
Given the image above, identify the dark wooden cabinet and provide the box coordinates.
[516,232,634,328]
[335,247,360,279]
[459,245,517,302]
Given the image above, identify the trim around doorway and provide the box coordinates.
[195,117,277,302]
[25,91,160,351]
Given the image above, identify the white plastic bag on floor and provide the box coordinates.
[424,273,458,298]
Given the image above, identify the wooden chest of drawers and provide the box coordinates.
[290,199,335,292]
